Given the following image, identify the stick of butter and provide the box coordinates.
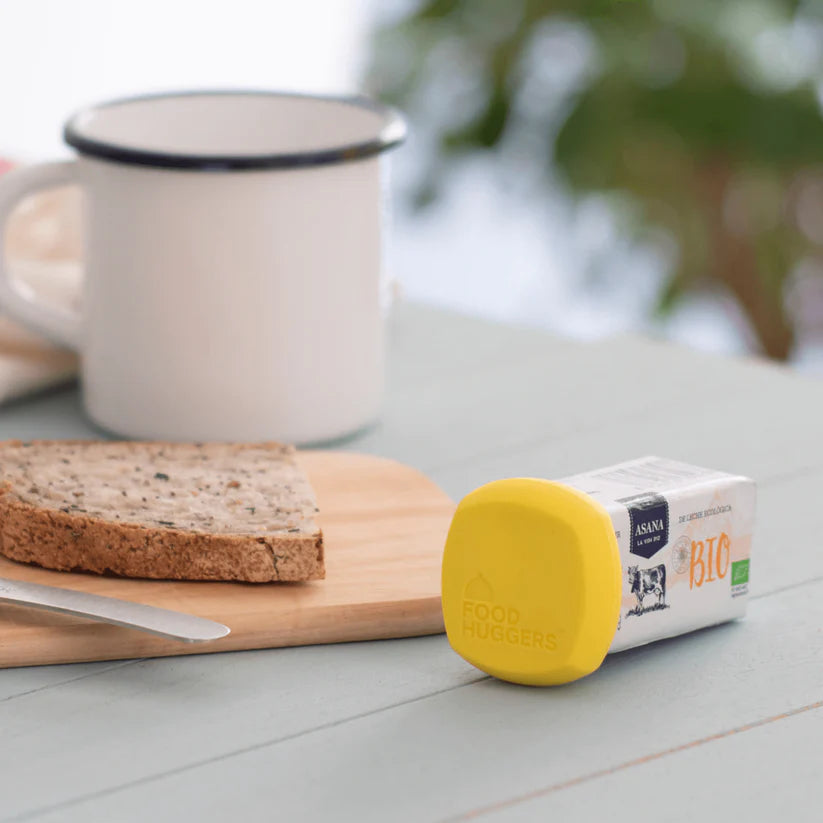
[442,456,756,685]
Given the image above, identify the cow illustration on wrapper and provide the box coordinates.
[626,563,667,616]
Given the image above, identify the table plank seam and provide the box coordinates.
[0,658,144,704]
[754,460,823,487]
[4,674,490,823]
[442,697,823,822]
[422,426,823,485]
[3,565,818,714]
[751,571,823,601]
[11,569,817,819]
[388,336,586,387]
[420,399,701,477]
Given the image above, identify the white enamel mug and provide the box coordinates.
[0,91,405,443]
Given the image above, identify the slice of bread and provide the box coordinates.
[0,440,324,582]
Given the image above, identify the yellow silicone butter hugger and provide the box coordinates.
[441,478,622,686]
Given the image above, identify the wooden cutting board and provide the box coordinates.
[0,451,454,668]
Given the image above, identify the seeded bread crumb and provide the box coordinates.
[0,440,324,582]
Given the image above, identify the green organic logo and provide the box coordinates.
[731,559,750,586]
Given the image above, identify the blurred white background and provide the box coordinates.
[0,0,373,159]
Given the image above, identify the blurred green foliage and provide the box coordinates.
[369,0,823,358]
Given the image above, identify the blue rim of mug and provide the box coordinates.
[63,90,407,171]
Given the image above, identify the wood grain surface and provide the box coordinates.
[0,450,453,668]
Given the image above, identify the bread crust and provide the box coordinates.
[0,439,325,582]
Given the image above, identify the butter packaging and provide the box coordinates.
[441,457,756,685]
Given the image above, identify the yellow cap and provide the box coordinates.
[442,478,621,686]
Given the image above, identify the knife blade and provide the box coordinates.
[0,577,230,642]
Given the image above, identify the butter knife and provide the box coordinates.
[0,577,230,642]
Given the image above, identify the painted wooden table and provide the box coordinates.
[0,304,821,822]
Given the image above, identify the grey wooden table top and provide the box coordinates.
[0,303,821,823]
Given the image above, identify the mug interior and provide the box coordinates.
[64,91,404,169]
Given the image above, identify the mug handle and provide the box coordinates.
[0,161,82,349]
